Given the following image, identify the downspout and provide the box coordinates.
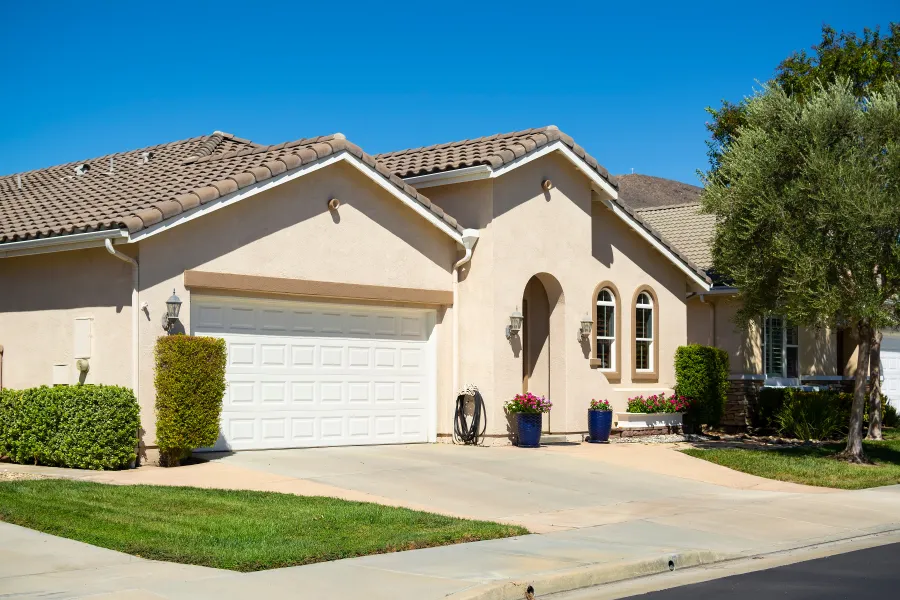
[452,230,480,395]
[700,294,716,347]
[105,239,139,403]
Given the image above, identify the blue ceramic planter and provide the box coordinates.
[588,410,613,443]
[516,413,543,447]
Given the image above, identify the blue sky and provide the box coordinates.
[0,2,896,184]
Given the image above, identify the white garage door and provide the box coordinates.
[881,349,900,411]
[192,296,436,451]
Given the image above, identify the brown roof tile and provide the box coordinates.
[636,203,716,272]
[0,131,464,243]
[375,126,616,188]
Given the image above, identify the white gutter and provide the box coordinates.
[452,229,480,395]
[0,229,129,259]
[403,165,492,189]
[686,286,738,300]
[105,239,139,403]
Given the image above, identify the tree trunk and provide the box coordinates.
[867,329,883,440]
[840,321,871,463]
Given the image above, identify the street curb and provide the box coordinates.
[445,550,734,600]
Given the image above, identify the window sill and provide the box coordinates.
[589,359,620,382]
[631,371,659,383]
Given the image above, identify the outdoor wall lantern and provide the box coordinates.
[162,289,182,333]
[579,312,593,341]
[506,306,524,339]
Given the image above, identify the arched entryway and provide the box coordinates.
[520,273,566,432]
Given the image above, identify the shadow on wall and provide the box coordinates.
[139,163,456,289]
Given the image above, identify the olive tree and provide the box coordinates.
[702,79,900,462]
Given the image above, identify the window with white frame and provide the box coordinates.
[635,292,654,371]
[596,288,615,370]
[763,316,799,379]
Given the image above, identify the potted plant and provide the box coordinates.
[617,393,691,430]
[587,399,614,443]
[505,392,552,447]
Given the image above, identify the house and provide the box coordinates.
[2,126,833,454]
[618,174,899,429]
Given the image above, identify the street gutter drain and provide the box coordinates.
[668,559,676,571]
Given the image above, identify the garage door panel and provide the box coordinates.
[194,297,433,451]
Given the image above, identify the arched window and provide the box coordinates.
[635,291,654,372]
[596,288,616,370]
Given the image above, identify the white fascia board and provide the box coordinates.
[128,151,463,245]
[0,229,128,259]
[403,165,492,189]
[602,197,711,290]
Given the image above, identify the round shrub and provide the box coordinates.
[154,335,226,466]
[0,385,140,470]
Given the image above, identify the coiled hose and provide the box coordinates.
[454,387,486,444]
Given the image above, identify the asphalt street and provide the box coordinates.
[620,542,900,599]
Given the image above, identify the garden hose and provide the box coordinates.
[454,384,486,445]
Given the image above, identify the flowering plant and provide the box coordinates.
[589,399,612,412]
[626,393,690,414]
[505,392,552,414]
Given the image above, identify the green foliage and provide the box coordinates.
[883,399,900,428]
[674,344,729,426]
[626,393,690,414]
[0,385,139,470]
[154,336,226,465]
[754,387,787,430]
[775,390,850,441]
[703,79,900,332]
[705,23,900,172]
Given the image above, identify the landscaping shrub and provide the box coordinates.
[883,398,899,428]
[155,335,226,466]
[0,385,139,470]
[774,389,851,441]
[754,387,787,430]
[674,344,729,426]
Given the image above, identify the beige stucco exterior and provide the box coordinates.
[1,148,723,449]
[686,295,840,380]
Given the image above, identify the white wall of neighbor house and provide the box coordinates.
[134,161,458,444]
[0,246,133,389]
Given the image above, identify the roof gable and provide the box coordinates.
[636,203,715,271]
[0,132,464,245]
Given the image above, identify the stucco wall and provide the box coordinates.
[431,153,693,437]
[135,161,457,443]
[686,295,838,377]
[0,247,132,390]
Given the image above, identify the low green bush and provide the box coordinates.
[0,385,139,470]
[674,344,729,426]
[774,389,849,441]
[155,335,227,466]
[882,398,899,428]
[753,387,786,430]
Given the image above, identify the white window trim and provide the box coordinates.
[763,316,800,385]
[635,292,654,372]
[596,289,616,371]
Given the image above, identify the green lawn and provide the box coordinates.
[682,429,900,490]
[0,480,527,571]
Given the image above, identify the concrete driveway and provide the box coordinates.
[200,442,824,532]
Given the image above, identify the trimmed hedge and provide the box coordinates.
[0,385,140,470]
[155,335,226,466]
[674,344,729,426]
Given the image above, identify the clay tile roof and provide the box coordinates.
[0,132,463,243]
[375,125,617,189]
[635,203,715,272]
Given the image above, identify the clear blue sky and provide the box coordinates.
[0,2,896,184]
